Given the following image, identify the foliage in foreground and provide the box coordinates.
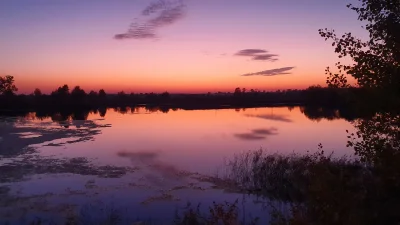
[223,111,399,224]
[223,144,399,224]
[223,147,366,203]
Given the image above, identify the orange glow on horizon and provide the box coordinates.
[12,70,339,94]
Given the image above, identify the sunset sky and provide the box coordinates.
[0,0,367,94]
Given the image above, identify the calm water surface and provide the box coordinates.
[0,106,355,223]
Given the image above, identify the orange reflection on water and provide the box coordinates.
[48,106,353,174]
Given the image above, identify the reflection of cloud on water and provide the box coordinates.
[244,114,292,122]
[234,127,278,141]
[117,151,192,186]
[117,151,158,162]
[234,133,266,140]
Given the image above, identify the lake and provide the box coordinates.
[0,106,355,224]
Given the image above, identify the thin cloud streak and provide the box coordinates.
[241,67,295,77]
[252,128,278,135]
[235,49,279,61]
[142,0,168,16]
[148,4,185,27]
[114,0,186,40]
[115,23,157,40]
[235,49,268,56]
[253,54,279,61]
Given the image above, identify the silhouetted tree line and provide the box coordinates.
[1,77,391,114]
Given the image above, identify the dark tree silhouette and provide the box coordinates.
[99,89,107,98]
[0,75,18,95]
[117,91,126,97]
[319,0,400,93]
[71,86,86,99]
[233,87,242,97]
[33,88,42,97]
[88,90,98,97]
[52,84,70,96]
[160,91,170,99]
[263,1,400,224]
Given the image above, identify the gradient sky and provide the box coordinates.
[0,0,367,94]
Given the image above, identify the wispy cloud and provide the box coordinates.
[241,67,295,77]
[114,0,186,40]
[253,54,278,61]
[234,49,279,61]
[115,23,157,40]
[252,128,278,135]
[142,1,168,16]
[148,4,185,27]
[235,49,268,56]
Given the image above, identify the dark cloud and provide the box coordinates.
[252,128,278,135]
[245,114,293,123]
[115,23,157,39]
[114,0,186,40]
[241,67,295,77]
[235,49,268,56]
[252,54,278,61]
[142,0,168,16]
[235,49,279,62]
[148,4,185,27]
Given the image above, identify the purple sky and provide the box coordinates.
[0,0,367,93]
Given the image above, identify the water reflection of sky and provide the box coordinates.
[0,106,355,223]
[51,106,353,174]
